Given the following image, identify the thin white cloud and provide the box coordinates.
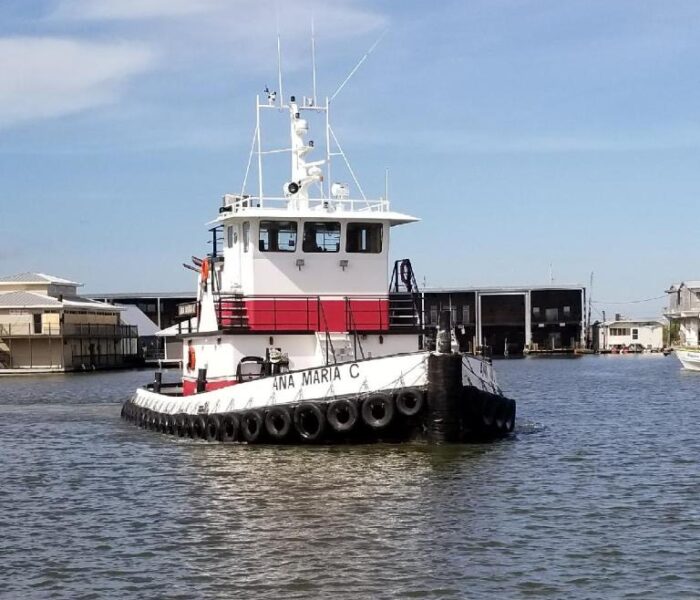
[54,0,222,21]
[0,37,157,128]
[336,124,700,154]
[52,0,386,53]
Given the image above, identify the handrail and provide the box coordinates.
[345,298,366,360]
[318,299,336,365]
[213,292,420,333]
[221,194,389,213]
[0,323,137,337]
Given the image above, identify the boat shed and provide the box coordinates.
[422,285,586,355]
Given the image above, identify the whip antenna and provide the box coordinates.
[276,11,284,106]
[330,29,387,102]
[311,17,318,105]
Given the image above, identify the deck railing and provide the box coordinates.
[221,194,389,214]
[0,323,138,338]
[211,293,421,334]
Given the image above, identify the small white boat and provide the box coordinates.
[675,348,700,372]
[122,55,515,444]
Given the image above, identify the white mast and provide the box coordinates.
[311,17,318,106]
[277,32,285,108]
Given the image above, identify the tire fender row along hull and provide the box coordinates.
[121,386,430,444]
[121,368,514,444]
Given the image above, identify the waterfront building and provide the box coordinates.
[593,317,665,352]
[664,281,700,347]
[0,273,138,372]
[422,285,586,355]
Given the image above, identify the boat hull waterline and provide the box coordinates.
[676,349,700,372]
[122,352,515,443]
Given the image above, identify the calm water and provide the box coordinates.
[1,356,698,599]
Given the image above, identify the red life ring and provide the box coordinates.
[187,345,196,371]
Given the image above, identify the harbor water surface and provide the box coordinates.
[1,356,698,598]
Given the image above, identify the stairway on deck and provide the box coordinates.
[388,293,420,329]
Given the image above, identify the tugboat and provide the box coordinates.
[122,84,516,444]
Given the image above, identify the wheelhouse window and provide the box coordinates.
[303,222,340,252]
[346,222,383,253]
[259,220,297,252]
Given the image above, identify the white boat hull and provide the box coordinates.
[123,351,515,443]
[676,349,700,371]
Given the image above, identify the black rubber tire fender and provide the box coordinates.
[204,415,220,441]
[241,410,264,443]
[481,394,498,430]
[361,393,394,429]
[154,413,165,432]
[265,406,292,440]
[174,414,187,437]
[184,414,197,437]
[505,398,516,433]
[162,413,174,434]
[326,398,358,433]
[494,398,507,432]
[395,388,424,417]
[219,413,239,442]
[192,414,207,439]
[294,403,326,442]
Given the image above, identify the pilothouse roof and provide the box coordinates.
[212,206,418,226]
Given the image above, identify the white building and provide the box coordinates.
[665,281,700,347]
[596,318,665,352]
[0,272,138,373]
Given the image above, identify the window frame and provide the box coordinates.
[302,221,341,253]
[258,220,298,253]
[345,222,384,254]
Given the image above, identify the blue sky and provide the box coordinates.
[1,0,699,319]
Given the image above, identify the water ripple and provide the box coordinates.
[1,358,699,598]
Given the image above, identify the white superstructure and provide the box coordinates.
[174,90,427,394]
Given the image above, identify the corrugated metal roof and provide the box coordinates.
[117,304,160,336]
[0,291,63,308]
[424,285,585,293]
[86,292,195,300]
[0,291,120,311]
[0,272,79,285]
[603,318,666,326]
[62,297,123,312]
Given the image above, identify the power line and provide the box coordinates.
[592,294,666,305]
